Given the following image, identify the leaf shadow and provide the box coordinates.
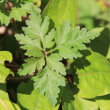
[73,50,91,70]
[67,50,91,85]
[58,82,79,105]
[57,50,92,105]
[48,19,55,30]
[0,83,7,92]
[95,94,110,100]
[17,80,34,94]
[17,80,34,110]
[90,27,110,57]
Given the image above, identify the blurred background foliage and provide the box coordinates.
[77,0,110,60]
[0,0,110,110]
[0,0,110,87]
[0,0,110,59]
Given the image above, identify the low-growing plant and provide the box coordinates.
[0,0,110,110]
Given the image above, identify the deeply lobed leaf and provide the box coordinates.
[33,67,66,105]
[15,7,100,106]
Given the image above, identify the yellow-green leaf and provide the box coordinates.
[17,81,59,110]
[95,95,110,110]
[74,50,110,98]
[0,51,13,83]
[0,51,12,65]
[43,0,77,27]
[0,99,21,110]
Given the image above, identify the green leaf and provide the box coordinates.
[62,95,99,110]
[47,54,66,75]
[0,51,12,64]
[16,6,100,64]
[55,21,71,46]
[15,7,101,106]
[78,0,102,18]
[15,34,43,57]
[74,50,110,98]
[0,65,12,83]
[59,46,75,59]
[0,11,10,26]
[23,7,49,39]
[43,0,77,27]
[67,27,100,49]
[0,51,12,99]
[0,0,5,4]
[0,51,21,110]
[95,94,110,110]
[17,80,59,110]
[0,2,39,26]
[0,100,21,110]
[18,57,45,76]
[0,51,13,83]
[0,86,9,101]
[0,3,34,26]
[77,0,103,29]
[97,8,110,22]
[0,51,13,100]
[43,29,55,48]
[54,24,100,59]
[78,17,94,30]
[10,7,27,21]
[33,67,66,106]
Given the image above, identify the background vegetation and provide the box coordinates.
[0,0,110,110]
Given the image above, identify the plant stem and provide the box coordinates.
[7,74,35,83]
[47,47,58,54]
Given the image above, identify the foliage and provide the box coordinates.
[0,51,12,83]
[15,6,100,106]
[62,95,99,110]
[74,50,110,97]
[0,0,110,110]
[17,80,59,110]
[0,51,21,110]
[0,0,40,26]
[42,0,77,27]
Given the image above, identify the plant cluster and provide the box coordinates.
[0,0,110,110]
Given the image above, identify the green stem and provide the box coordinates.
[47,47,58,54]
